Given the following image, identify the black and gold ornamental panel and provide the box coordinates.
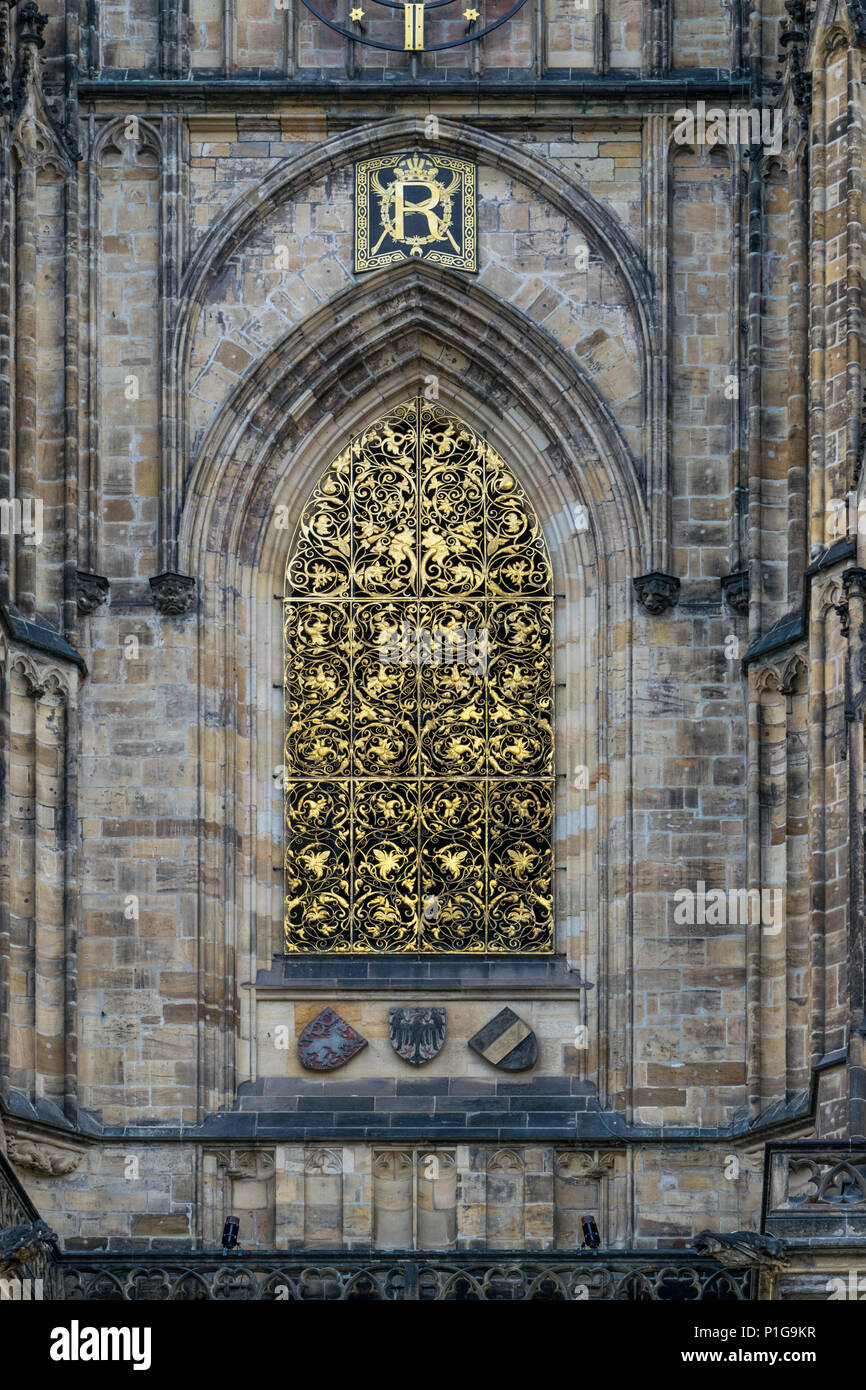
[354,152,477,274]
[297,0,531,54]
[283,397,554,954]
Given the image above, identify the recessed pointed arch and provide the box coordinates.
[177,263,650,581]
[176,116,654,351]
[282,396,554,954]
[173,285,633,1103]
[166,116,666,570]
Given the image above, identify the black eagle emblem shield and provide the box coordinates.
[389,1006,446,1065]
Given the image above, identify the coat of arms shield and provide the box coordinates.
[468,1007,538,1071]
[297,1007,368,1071]
[389,1006,446,1065]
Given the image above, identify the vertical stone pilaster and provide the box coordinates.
[486,1148,524,1249]
[274,1144,305,1249]
[159,113,186,575]
[844,569,866,1133]
[8,664,37,1096]
[766,666,789,1103]
[14,147,37,618]
[591,0,607,74]
[343,1144,373,1250]
[34,679,66,1102]
[61,678,78,1119]
[456,1143,486,1250]
[281,0,296,76]
[809,58,828,561]
[160,0,189,77]
[533,0,545,77]
[0,125,13,612]
[786,141,809,601]
[524,1145,554,1250]
[222,0,234,77]
[200,1150,221,1248]
[642,112,670,575]
[642,0,670,75]
[0,638,10,1107]
[304,1147,343,1249]
[62,169,81,642]
[783,666,810,1096]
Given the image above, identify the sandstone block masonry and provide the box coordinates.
[0,0,864,1276]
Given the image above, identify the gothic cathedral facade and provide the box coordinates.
[0,0,865,1302]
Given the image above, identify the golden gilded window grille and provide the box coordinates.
[283,397,554,953]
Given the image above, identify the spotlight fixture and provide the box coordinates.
[581,1216,601,1253]
[221,1216,240,1256]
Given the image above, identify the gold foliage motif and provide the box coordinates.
[284,397,554,953]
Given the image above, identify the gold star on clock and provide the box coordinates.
[463,7,479,17]
[350,6,364,19]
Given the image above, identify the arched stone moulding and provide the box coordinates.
[165,116,666,573]
[174,284,648,1106]
[176,116,654,363]
[1,647,78,701]
[181,266,647,567]
[181,169,642,476]
[93,114,165,165]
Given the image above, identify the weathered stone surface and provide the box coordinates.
[0,0,864,1290]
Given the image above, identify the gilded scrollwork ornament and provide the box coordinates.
[284,397,554,954]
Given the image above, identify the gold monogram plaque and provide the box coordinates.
[354,152,477,274]
[283,398,554,955]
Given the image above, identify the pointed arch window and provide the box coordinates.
[283,397,554,953]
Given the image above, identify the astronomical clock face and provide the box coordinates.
[296,0,531,53]
[355,152,477,274]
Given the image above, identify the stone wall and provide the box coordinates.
[18,1135,766,1252]
[1,0,865,1271]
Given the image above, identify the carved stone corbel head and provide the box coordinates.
[633,571,680,615]
[76,571,110,616]
[721,569,750,615]
[149,571,196,617]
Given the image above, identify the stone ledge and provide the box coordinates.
[4,1091,78,1130]
[1,605,87,673]
[2,1090,816,1145]
[239,1075,595,1096]
[79,72,750,101]
[254,953,585,993]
